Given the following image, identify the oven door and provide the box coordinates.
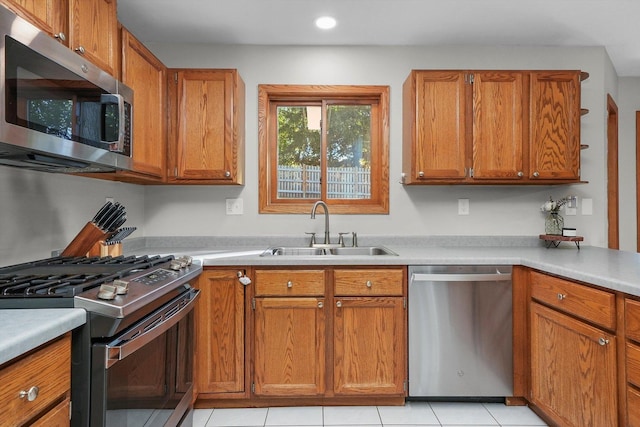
[91,288,199,427]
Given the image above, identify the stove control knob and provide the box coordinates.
[170,261,183,271]
[181,256,193,266]
[113,279,129,295]
[97,284,117,300]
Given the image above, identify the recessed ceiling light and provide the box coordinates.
[315,16,337,30]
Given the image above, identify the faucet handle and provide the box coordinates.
[338,232,350,247]
[305,232,317,247]
[352,232,358,247]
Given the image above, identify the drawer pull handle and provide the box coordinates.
[336,301,342,308]
[599,337,610,346]
[557,293,567,300]
[19,386,39,402]
[366,280,372,288]
[287,281,293,288]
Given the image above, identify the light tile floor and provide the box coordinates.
[193,402,549,427]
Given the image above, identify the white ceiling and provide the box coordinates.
[117,0,640,77]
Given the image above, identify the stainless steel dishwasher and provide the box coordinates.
[408,265,513,400]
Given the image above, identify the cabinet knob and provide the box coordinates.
[418,171,425,178]
[318,301,323,308]
[287,280,293,288]
[55,32,66,42]
[75,46,86,55]
[599,337,610,346]
[366,280,372,288]
[533,171,540,178]
[19,386,39,402]
[225,171,231,177]
[557,293,566,300]
[336,301,342,308]
[517,171,524,177]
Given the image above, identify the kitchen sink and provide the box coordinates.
[260,246,397,256]
[327,246,397,256]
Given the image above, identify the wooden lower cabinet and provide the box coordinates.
[333,296,405,395]
[254,297,326,396]
[250,266,407,403]
[195,269,247,398]
[530,301,617,426]
[0,333,71,426]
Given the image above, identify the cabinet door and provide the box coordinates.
[333,297,405,396]
[530,302,617,426]
[195,270,246,395]
[31,397,71,427]
[471,71,524,180]
[68,0,118,77]
[2,0,67,42]
[253,297,326,396]
[170,69,245,184]
[529,71,581,180]
[120,28,167,180]
[406,70,468,181]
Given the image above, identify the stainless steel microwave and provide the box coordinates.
[0,4,133,173]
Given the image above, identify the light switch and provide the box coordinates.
[458,199,469,215]
[226,198,243,215]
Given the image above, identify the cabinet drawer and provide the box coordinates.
[0,334,70,426]
[255,269,325,296]
[629,386,640,427]
[628,342,640,389]
[31,397,70,427]
[530,271,615,330]
[334,269,404,296]
[626,298,640,343]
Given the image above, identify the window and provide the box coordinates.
[258,85,389,214]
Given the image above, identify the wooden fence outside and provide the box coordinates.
[278,165,370,199]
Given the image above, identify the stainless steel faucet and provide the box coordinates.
[310,200,331,245]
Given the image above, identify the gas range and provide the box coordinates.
[0,254,203,427]
[0,254,202,335]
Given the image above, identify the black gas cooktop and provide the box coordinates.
[0,254,175,298]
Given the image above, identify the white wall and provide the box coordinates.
[0,43,629,266]
[0,168,145,266]
[143,43,611,245]
[618,77,640,251]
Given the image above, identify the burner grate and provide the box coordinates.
[0,255,175,297]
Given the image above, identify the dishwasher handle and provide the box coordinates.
[411,272,512,283]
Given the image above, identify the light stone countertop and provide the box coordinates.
[128,235,640,298]
[0,309,86,366]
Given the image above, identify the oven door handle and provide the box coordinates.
[103,289,199,368]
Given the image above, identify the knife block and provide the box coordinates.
[87,241,122,258]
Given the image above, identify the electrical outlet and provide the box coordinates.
[226,198,243,215]
[458,198,470,215]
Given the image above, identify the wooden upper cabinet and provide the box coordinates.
[403,69,583,185]
[1,0,68,42]
[68,0,118,77]
[168,69,245,184]
[529,71,581,180]
[119,28,167,181]
[471,71,524,180]
[403,70,467,182]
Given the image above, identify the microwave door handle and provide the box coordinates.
[100,93,125,152]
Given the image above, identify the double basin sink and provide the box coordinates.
[261,246,398,257]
